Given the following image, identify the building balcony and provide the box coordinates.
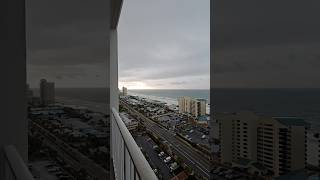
[111,108,158,180]
[2,145,34,180]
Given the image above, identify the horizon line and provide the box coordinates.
[29,87,320,89]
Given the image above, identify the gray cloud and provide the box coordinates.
[118,0,210,89]
[170,81,188,85]
[214,0,320,88]
[27,0,210,89]
[27,0,109,87]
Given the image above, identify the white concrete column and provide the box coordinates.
[0,0,27,178]
[110,29,119,111]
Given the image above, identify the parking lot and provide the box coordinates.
[176,123,210,145]
[29,160,74,180]
[210,166,248,180]
[135,135,182,180]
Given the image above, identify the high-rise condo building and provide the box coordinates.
[178,96,206,117]
[257,117,308,176]
[218,112,307,177]
[40,79,55,105]
[122,86,128,96]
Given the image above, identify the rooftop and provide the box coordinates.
[198,115,209,121]
[233,158,252,167]
[196,98,207,102]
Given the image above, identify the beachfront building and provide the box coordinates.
[40,79,55,105]
[120,112,139,131]
[178,96,206,117]
[306,133,320,169]
[218,112,308,177]
[122,86,128,96]
[257,117,307,176]
[218,112,258,163]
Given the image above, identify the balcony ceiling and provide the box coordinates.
[111,0,123,29]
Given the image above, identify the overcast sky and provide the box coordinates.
[27,1,319,89]
[118,0,210,89]
[26,0,210,89]
[214,0,320,88]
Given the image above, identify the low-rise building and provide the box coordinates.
[197,115,210,126]
[120,112,139,131]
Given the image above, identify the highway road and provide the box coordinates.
[30,121,109,180]
[120,100,211,179]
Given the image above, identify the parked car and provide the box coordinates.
[158,151,165,157]
[164,156,172,163]
[153,169,158,174]
[170,162,179,172]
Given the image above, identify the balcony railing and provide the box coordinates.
[3,145,34,180]
[111,108,158,180]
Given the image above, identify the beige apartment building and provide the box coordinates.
[217,112,307,177]
[122,86,128,96]
[178,96,206,117]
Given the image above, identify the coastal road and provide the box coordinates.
[120,100,211,179]
[30,121,109,180]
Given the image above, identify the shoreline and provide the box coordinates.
[128,91,211,114]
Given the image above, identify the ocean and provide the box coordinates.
[129,89,210,103]
[50,88,320,129]
[213,88,320,131]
